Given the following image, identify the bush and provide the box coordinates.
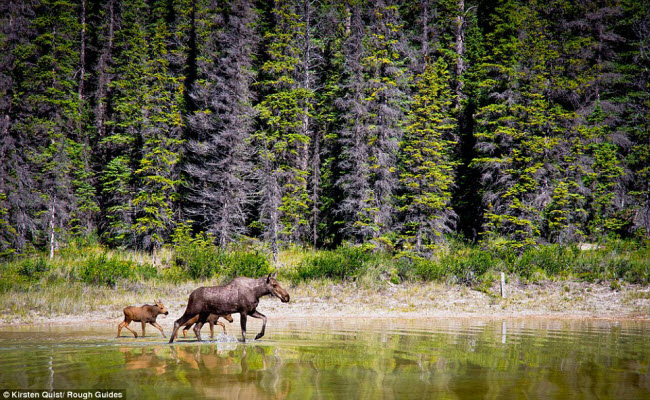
[408,257,446,282]
[443,249,499,284]
[512,245,577,278]
[222,251,272,278]
[78,253,157,286]
[294,246,374,280]
[174,244,223,279]
[173,241,272,280]
[17,258,49,280]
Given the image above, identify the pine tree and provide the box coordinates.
[131,0,185,260]
[101,0,147,246]
[0,0,39,255]
[254,0,314,257]
[628,3,650,238]
[474,0,575,248]
[399,58,457,251]
[18,0,96,255]
[184,0,258,247]
[336,0,409,243]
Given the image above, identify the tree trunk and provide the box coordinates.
[454,0,466,107]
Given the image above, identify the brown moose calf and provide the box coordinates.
[117,300,169,338]
[176,314,234,339]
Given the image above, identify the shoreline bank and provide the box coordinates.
[2,280,648,326]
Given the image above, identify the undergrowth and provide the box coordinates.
[0,236,647,320]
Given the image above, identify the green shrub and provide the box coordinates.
[222,251,271,278]
[174,244,222,279]
[510,245,577,278]
[411,257,446,281]
[17,258,49,280]
[173,241,271,280]
[295,246,373,280]
[78,253,157,286]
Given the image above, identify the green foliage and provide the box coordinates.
[17,258,50,280]
[171,223,271,279]
[294,246,376,281]
[1,0,647,258]
[76,253,157,286]
[399,58,458,249]
[511,245,578,278]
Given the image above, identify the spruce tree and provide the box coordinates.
[399,58,457,251]
[184,0,258,247]
[474,0,574,248]
[254,0,314,256]
[336,0,409,243]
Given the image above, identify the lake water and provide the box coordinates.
[0,317,648,399]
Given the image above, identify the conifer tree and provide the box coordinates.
[336,0,409,243]
[254,0,315,256]
[474,0,574,248]
[19,0,96,255]
[0,0,39,255]
[101,0,147,246]
[399,58,457,251]
[131,1,185,260]
[184,0,258,247]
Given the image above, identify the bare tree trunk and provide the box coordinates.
[49,201,56,259]
[96,0,115,139]
[78,0,86,103]
[422,0,430,65]
[311,128,320,247]
[455,0,465,107]
[300,0,312,173]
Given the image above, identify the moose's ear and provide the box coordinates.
[271,271,278,279]
[266,273,272,283]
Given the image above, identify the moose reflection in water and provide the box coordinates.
[118,345,290,399]
[169,272,290,343]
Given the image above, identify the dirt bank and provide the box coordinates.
[3,279,648,326]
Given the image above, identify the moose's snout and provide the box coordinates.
[281,294,290,303]
[165,311,169,315]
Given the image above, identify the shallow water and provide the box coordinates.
[0,318,648,399]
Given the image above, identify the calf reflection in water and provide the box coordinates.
[169,272,290,343]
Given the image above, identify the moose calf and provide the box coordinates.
[117,300,169,338]
[176,314,234,339]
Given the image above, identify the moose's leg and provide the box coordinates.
[193,312,210,342]
[193,322,205,342]
[240,313,247,342]
[141,321,146,337]
[249,310,267,340]
[169,313,197,344]
[178,315,198,339]
[216,321,226,335]
[209,319,215,339]
[117,320,137,338]
[150,321,166,338]
[124,322,138,338]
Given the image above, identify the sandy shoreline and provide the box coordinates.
[3,280,648,326]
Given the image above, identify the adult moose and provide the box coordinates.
[168,272,290,343]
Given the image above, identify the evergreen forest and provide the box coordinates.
[1,0,649,262]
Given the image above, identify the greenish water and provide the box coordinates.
[0,318,648,399]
